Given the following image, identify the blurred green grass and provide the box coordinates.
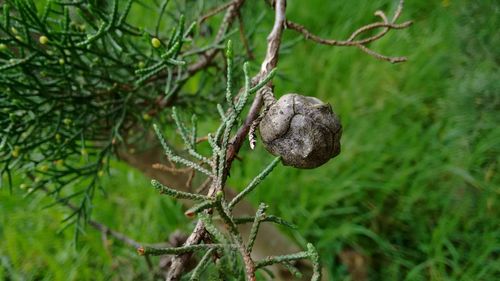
[1,0,499,280]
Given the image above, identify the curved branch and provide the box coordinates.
[285,0,412,63]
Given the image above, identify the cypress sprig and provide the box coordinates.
[255,251,310,269]
[153,124,213,176]
[151,179,208,201]
[249,68,278,94]
[189,248,215,281]
[307,243,322,281]
[190,114,197,148]
[225,40,235,111]
[214,191,239,236]
[171,107,210,164]
[282,262,304,279]
[137,243,230,256]
[207,133,221,153]
[0,53,36,71]
[246,203,267,252]
[75,22,106,47]
[198,213,230,245]
[229,156,281,210]
[234,62,251,114]
[233,215,298,229]
[184,200,216,218]
[116,0,133,26]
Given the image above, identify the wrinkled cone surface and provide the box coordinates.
[260,93,342,169]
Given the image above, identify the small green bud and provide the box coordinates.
[58,58,65,65]
[63,118,72,125]
[20,183,28,190]
[142,113,151,121]
[81,148,88,156]
[15,35,22,42]
[39,35,49,45]
[138,61,145,69]
[0,44,7,51]
[11,27,18,34]
[151,37,161,48]
[55,133,61,142]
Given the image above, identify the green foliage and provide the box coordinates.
[0,162,188,281]
[1,0,498,280]
[0,0,242,238]
[143,41,318,279]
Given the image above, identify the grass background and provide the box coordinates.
[1,0,499,280]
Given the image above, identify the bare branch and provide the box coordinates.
[198,1,235,24]
[285,0,412,63]
[152,163,192,174]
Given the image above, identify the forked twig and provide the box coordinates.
[285,0,412,63]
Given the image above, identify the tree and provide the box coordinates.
[0,0,411,279]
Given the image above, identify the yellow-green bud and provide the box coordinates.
[39,35,49,45]
[0,44,7,51]
[151,37,161,48]
[58,58,65,65]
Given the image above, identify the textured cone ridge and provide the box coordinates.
[260,93,342,169]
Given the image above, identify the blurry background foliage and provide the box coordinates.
[1,0,499,280]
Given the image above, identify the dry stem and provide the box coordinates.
[285,0,412,63]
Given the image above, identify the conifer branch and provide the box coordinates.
[137,244,230,256]
[151,179,209,201]
[2,0,412,279]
